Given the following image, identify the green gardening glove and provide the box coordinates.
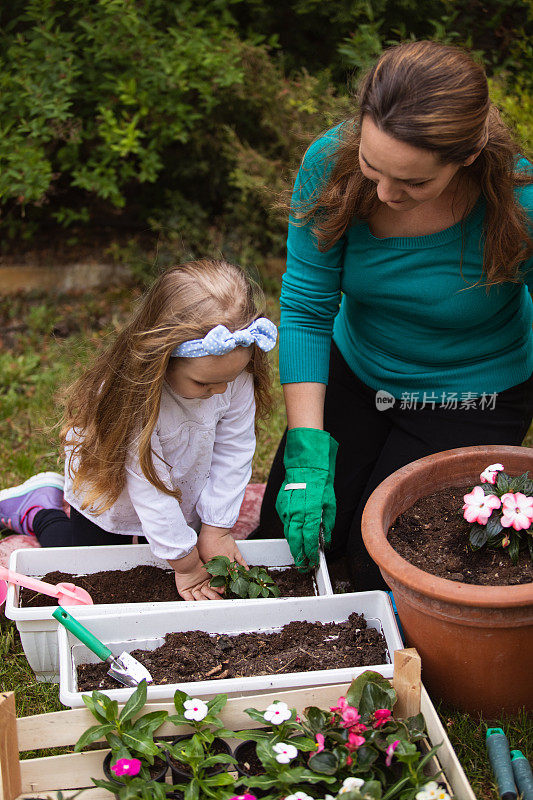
[275,427,338,570]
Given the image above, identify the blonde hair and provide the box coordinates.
[296,40,532,285]
[62,260,272,513]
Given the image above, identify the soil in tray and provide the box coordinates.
[20,563,316,607]
[76,612,388,691]
[388,484,533,586]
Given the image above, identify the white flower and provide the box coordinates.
[272,742,298,763]
[339,777,365,794]
[480,463,504,484]
[415,782,451,800]
[183,698,209,721]
[263,701,292,724]
[284,793,314,800]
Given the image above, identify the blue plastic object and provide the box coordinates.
[486,728,517,800]
[386,590,404,643]
[511,751,533,800]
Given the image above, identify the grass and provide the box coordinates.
[0,281,531,794]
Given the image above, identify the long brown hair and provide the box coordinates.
[296,40,532,285]
[62,260,272,513]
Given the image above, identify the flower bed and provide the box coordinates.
[57,593,403,707]
[1,649,476,800]
[5,540,332,682]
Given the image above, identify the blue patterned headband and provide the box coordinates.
[172,317,277,358]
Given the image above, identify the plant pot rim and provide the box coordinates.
[362,444,533,608]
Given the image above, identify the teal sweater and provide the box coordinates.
[279,127,533,398]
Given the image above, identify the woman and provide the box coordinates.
[255,40,533,588]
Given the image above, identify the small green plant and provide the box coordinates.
[166,691,238,800]
[205,556,281,599]
[74,679,168,770]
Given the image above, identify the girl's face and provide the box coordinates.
[359,116,470,212]
[166,347,252,399]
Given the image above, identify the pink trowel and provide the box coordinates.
[0,565,93,606]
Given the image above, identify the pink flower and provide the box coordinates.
[480,464,504,484]
[229,795,257,800]
[111,758,142,777]
[463,486,501,525]
[346,730,366,751]
[315,733,325,753]
[373,708,392,728]
[500,493,533,531]
[340,706,361,728]
[385,740,400,767]
[330,697,348,714]
[346,755,353,766]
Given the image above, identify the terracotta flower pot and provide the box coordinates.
[361,445,533,715]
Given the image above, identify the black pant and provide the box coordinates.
[254,343,533,590]
[33,506,146,547]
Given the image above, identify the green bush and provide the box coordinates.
[0,0,530,265]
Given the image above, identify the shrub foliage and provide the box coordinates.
[0,0,531,263]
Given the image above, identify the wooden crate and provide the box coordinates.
[0,649,475,800]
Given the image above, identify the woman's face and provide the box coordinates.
[359,116,466,212]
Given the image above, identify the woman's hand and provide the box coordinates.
[168,548,224,601]
[197,524,248,568]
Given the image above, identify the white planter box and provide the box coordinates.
[5,540,332,681]
[57,591,403,707]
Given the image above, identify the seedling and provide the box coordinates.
[205,556,281,599]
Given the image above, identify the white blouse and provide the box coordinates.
[64,372,256,561]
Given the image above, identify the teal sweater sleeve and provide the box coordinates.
[279,132,533,396]
[279,127,345,384]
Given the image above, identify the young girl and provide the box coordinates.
[0,260,276,600]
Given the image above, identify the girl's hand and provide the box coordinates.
[197,524,249,568]
[168,548,224,601]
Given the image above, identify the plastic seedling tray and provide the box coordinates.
[5,540,332,681]
[57,591,403,707]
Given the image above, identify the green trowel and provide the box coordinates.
[53,606,153,687]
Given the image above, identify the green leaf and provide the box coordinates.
[82,693,109,724]
[260,586,269,597]
[206,693,227,716]
[508,533,520,564]
[308,749,339,774]
[119,679,147,724]
[359,682,396,716]
[133,710,168,735]
[209,575,226,588]
[229,576,249,597]
[355,744,378,770]
[204,556,231,577]
[469,523,489,549]
[74,723,115,752]
[346,671,396,709]
[485,514,504,541]
[248,582,261,598]
[121,730,160,759]
[185,777,200,800]
[527,534,533,561]
[173,689,188,713]
[496,472,511,494]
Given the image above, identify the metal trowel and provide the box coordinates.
[53,606,153,687]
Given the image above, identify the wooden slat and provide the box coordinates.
[393,648,421,717]
[0,693,22,800]
[420,686,476,800]
[20,750,108,794]
[17,792,110,800]
[17,684,355,751]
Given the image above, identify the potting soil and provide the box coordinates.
[76,612,388,690]
[388,485,533,585]
[20,564,316,607]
